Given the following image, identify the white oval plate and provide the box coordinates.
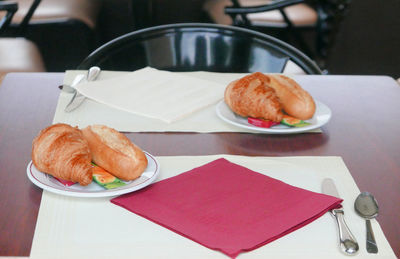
[216,100,332,134]
[27,152,160,198]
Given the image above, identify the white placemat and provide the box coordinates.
[30,156,395,258]
[53,70,321,133]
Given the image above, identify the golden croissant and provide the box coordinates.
[32,123,93,186]
[224,72,284,122]
[224,72,316,121]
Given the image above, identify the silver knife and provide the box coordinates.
[64,66,101,112]
[61,74,85,93]
[59,71,90,93]
[322,178,359,255]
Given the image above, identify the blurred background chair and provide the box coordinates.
[1,0,102,71]
[78,23,321,75]
[203,0,351,69]
[0,1,45,84]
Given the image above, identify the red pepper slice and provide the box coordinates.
[54,177,76,186]
[247,117,280,128]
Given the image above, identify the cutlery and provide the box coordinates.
[59,74,85,93]
[65,66,101,112]
[354,192,379,253]
[59,84,75,93]
[322,178,359,255]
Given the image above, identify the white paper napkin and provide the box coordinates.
[73,67,226,123]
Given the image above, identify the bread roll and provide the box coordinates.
[267,74,316,120]
[224,72,283,122]
[82,125,148,181]
[224,73,316,121]
[32,123,93,186]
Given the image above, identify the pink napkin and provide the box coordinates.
[111,158,341,258]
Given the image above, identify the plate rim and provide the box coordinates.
[216,99,331,134]
[27,151,160,198]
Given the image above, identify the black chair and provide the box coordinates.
[78,23,321,75]
[2,0,102,71]
[204,0,350,68]
[0,1,45,82]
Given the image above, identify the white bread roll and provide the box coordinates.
[268,74,316,120]
[82,125,148,181]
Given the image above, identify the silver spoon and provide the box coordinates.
[354,192,379,253]
[59,67,101,92]
[64,66,101,112]
[86,66,101,81]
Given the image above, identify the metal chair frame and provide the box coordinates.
[78,23,322,75]
[224,0,351,67]
[0,0,42,36]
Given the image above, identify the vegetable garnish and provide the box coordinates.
[248,115,311,128]
[247,117,280,128]
[281,115,311,127]
[54,177,76,186]
[92,164,126,189]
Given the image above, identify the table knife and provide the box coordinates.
[59,74,85,93]
[322,178,359,255]
[64,66,101,112]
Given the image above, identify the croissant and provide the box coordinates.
[32,123,93,186]
[224,72,283,122]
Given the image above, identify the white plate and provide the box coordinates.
[27,152,160,198]
[216,100,331,134]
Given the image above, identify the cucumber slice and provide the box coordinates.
[281,115,311,127]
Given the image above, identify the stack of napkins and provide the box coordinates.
[73,67,226,123]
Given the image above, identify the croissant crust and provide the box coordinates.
[224,72,283,122]
[32,123,93,186]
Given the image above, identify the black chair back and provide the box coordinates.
[0,1,18,35]
[0,0,42,36]
[224,0,351,68]
[78,23,321,74]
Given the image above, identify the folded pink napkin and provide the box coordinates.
[111,158,341,258]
